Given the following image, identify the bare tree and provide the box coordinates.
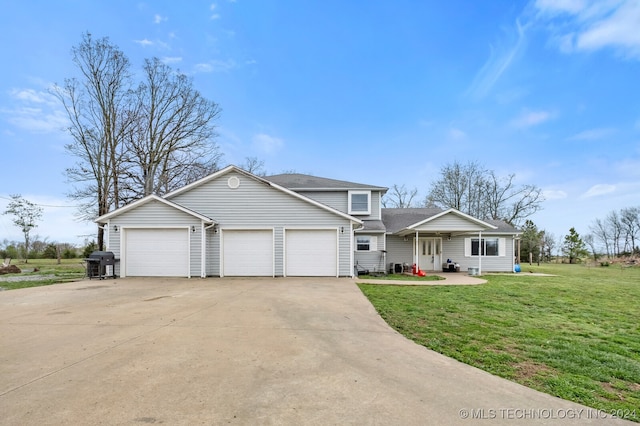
[52,33,132,250]
[541,230,556,261]
[382,184,418,208]
[589,217,612,258]
[54,36,223,248]
[620,207,640,254]
[425,160,543,226]
[606,211,623,256]
[242,156,266,176]
[3,195,44,263]
[124,58,222,197]
[583,234,599,262]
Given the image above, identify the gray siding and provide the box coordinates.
[385,235,413,271]
[459,235,516,273]
[296,191,347,213]
[170,171,353,276]
[415,214,486,232]
[385,234,517,273]
[296,190,382,220]
[106,200,204,277]
[354,232,386,273]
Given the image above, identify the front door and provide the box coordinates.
[415,237,441,271]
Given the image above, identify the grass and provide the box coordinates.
[0,258,86,290]
[357,273,444,281]
[358,263,640,421]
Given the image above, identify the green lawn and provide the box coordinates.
[358,264,640,421]
[357,273,444,281]
[0,258,86,290]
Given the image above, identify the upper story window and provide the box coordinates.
[348,190,371,215]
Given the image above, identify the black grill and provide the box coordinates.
[85,251,117,279]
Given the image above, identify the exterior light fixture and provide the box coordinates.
[113,225,118,232]
[191,225,197,233]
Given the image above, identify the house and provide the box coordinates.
[96,165,521,278]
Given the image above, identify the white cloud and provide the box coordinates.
[466,19,528,99]
[534,0,587,15]
[510,110,553,128]
[210,3,220,20]
[135,38,154,47]
[582,183,616,198]
[0,195,95,245]
[567,127,615,140]
[154,14,167,24]
[448,127,466,140]
[535,0,640,59]
[252,133,284,154]
[161,56,183,64]
[543,189,568,200]
[3,88,68,134]
[194,59,237,73]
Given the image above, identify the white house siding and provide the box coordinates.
[296,191,348,213]
[169,171,354,277]
[354,232,387,273]
[414,214,486,232]
[459,235,516,272]
[296,190,382,220]
[106,199,203,278]
[385,234,516,273]
[385,235,413,271]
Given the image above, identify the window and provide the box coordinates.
[355,236,377,251]
[348,191,371,215]
[469,238,502,256]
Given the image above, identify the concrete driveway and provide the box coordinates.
[0,278,632,425]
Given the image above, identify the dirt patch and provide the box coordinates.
[513,361,557,382]
[0,274,56,282]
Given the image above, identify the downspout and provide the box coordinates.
[350,223,354,278]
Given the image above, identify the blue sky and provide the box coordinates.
[1,0,639,247]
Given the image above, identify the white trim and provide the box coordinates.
[283,228,340,277]
[355,235,377,252]
[164,165,362,225]
[96,194,215,224]
[220,228,275,277]
[120,226,191,278]
[348,190,371,215]
[200,222,206,278]
[406,208,498,231]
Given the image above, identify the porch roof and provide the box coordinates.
[356,219,386,233]
[382,208,518,236]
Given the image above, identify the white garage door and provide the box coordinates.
[223,230,274,276]
[124,228,189,277]
[286,229,338,276]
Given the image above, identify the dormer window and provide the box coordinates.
[349,190,371,215]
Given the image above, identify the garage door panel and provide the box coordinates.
[286,230,337,277]
[223,230,273,276]
[125,228,189,277]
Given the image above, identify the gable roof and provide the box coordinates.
[265,173,388,193]
[382,208,444,234]
[164,165,363,225]
[95,194,215,223]
[382,208,520,235]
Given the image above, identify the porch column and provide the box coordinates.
[478,231,482,275]
[415,231,419,271]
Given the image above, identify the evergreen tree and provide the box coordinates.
[562,227,589,264]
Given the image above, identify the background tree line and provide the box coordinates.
[382,160,545,227]
[587,207,640,258]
